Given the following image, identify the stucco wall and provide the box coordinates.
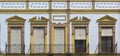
[0,14,120,54]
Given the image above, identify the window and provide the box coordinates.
[101,37,113,53]
[101,28,113,53]
[54,27,65,53]
[10,27,22,53]
[6,15,26,53]
[75,28,86,53]
[29,16,48,53]
[33,27,45,53]
[75,40,86,53]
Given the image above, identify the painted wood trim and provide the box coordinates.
[30,33,34,53]
[72,34,75,53]
[45,34,48,53]
[65,26,68,53]
[86,27,89,53]
[51,26,54,53]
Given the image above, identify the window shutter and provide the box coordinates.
[34,28,44,53]
[11,28,21,53]
[54,28,64,44]
[75,28,86,40]
[54,28,65,53]
[101,28,112,36]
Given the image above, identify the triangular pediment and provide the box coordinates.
[97,15,116,22]
[6,15,26,22]
[70,16,90,25]
[29,16,49,22]
[71,16,90,22]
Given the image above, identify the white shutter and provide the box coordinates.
[75,28,86,40]
[54,28,65,53]
[101,28,112,36]
[11,28,21,53]
[34,28,44,53]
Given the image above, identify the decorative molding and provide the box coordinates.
[95,2,120,9]
[29,16,49,25]
[98,15,116,53]
[71,16,90,25]
[30,16,48,53]
[52,14,67,24]
[7,15,25,53]
[0,2,26,9]
[71,16,90,53]
[0,9,119,14]
[29,2,49,9]
[53,15,66,21]
[52,2,67,9]
[70,2,92,9]
[97,15,117,25]
[0,1,119,12]
[6,15,26,25]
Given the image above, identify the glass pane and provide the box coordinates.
[107,37,113,52]
[107,37,112,47]
[75,40,86,53]
[101,37,113,53]
[102,37,106,48]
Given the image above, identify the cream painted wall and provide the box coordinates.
[0,14,120,54]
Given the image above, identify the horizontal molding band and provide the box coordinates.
[0,9,119,14]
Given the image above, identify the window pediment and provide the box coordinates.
[6,15,26,22]
[6,15,26,25]
[29,16,49,25]
[97,15,117,25]
[71,16,90,25]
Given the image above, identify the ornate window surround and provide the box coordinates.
[29,16,49,53]
[70,16,90,53]
[97,15,117,53]
[50,23,69,53]
[6,15,26,54]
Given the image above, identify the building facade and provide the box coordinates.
[0,0,120,56]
